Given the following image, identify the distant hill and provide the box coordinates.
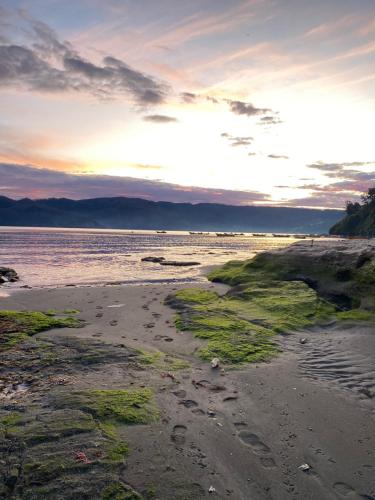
[330,193,375,237]
[0,196,343,233]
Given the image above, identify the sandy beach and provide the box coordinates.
[1,277,374,499]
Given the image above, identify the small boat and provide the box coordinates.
[156,230,167,234]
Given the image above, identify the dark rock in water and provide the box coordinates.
[141,256,165,263]
[160,261,201,267]
[0,267,19,284]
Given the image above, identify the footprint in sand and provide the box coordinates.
[96,313,103,318]
[178,399,198,409]
[172,390,187,398]
[109,320,118,326]
[93,333,103,337]
[191,408,205,415]
[237,431,271,455]
[234,422,248,429]
[223,396,238,402]
[260,457,277,468]
[171,425,187,445]
[237,430,277,468]
[333,482,372,498]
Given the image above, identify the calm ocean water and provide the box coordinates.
[0,227,303,289]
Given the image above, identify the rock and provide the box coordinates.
[159,261,201,267]
[299,338,307,344]
[141,256,165,263]
[0,267,19,284]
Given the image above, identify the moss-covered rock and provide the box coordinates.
[167,281,332,364]
[0,335,154,499]
[0,310,81,350]
[166,241,375,365]
[51,388,158,425]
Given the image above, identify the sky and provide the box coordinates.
[1,0,375,208]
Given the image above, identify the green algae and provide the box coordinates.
[138,349,190,370]
[0,310,81,350]
[45,308,80,316]
[0,412,22,430]
[54,388,158,425]
[336,309,373,321]
[101,482,142,499]
[168,280,334,364]
[167,247,375,365]
[106,441,130,462]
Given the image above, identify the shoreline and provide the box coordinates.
[1,241,375,498]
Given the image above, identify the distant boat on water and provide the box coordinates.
[156,230,167,234]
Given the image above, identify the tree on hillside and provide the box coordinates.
[345,201,361,215]
[361,187,375,205]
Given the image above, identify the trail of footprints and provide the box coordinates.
[296,337,375,401]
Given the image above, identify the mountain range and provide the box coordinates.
[0,196,343,233]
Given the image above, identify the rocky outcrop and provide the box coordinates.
[141,257,200,266]
[160,261,200,267]
[209,239,375,310]
[141,256,165,263]
[0,267,18,284]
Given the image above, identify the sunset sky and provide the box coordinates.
[1,0,375,208]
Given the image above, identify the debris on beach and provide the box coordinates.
[208,485,216,494]
[298,463,311,472]
[161,371,177,382]
[74,451,91,464]
[211,357,220,369]
[299,338,307,344]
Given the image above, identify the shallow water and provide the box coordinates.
[0,226,303,288]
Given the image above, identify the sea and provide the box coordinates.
[0,227,308,289]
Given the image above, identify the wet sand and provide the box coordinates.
[1,283,375,499]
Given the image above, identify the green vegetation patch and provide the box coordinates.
[0,310,81,350]
[54,388,158,425]
[166,253,343,365]
[168,281,333,364]
[101,482,142,500]
[138,349,190,370]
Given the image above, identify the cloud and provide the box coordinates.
[228,100,271,117]
[258,115,283,126]
[268,154,289,159]
[180,92,197,103]
[221,132,253,147]
[0,162,270,205]
[0,14,168,105]
[283,159,375,208]
[206,96,219,104]
[307,161,375,174]
[143,114,178,123]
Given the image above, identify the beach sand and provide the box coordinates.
[1,282,374,499]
